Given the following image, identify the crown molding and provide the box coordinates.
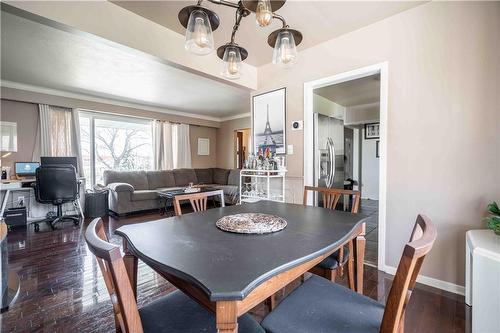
[219,113,251,122]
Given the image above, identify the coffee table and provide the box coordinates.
[157,187,221,215]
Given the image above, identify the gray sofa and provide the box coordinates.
[103,168,240,216]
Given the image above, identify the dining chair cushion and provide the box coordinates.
[261,275,384,333]
[317,247,349,269]
[139,290,265,333]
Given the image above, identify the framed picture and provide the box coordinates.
[376,140,380,158]
[252,87,286,155]
[364,122,380,140]
[197,138,210,156]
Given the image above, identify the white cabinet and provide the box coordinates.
[465,230,500,333]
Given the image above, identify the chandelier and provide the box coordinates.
[178,0,303,79]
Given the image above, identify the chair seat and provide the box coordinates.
[139,290,264,333]
[316,247,349,270]
[261,275,384,333]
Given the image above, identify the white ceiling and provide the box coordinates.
[0,10,251,118]
[314,74,380,107]
[113,0,425,66]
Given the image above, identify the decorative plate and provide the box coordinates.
[216,213,287,234]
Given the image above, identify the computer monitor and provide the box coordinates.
[14,162,40,178]
[40,156,78,172]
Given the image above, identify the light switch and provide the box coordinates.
[287,144,294,155]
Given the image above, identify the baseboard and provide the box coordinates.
[384,265,465,296]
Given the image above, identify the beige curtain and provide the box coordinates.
[152,120,174,170]
[35,104,84,176]
[172,123,191,169]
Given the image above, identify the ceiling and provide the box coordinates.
[0,10,251,118]
[113,1,425,66]
[314,74,380,107]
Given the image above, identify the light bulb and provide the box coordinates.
[221,46,242,79]
[272,30,298,67]
[255,0,272,27]
[185,9,214,55]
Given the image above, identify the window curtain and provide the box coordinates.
[152,121,191,170]
[152,120,173,170]
[34,104,84,176]
[172,123,192,169]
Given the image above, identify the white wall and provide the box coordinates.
[313,93,345,119]
[255,2,500,287]
[345,102,380,125]
[361,129,380,200]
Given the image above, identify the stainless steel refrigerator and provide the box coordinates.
[314,113,345,190]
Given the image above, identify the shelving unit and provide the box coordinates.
[239,169,287,203]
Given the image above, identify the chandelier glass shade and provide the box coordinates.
[272,29,298,67]
[255,0,273,27]
[220,44,242,79]
[184,9,215,55]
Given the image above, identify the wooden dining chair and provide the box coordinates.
[173,189,225,216]
[303,186,361,289]
[261,214,437,333]
[84,218,264,333]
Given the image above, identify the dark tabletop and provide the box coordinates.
[115,201,366,301]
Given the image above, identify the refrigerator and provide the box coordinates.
[315,113,344,189]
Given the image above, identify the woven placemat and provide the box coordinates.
[216,213,287,234]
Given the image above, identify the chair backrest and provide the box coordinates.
[84,218,143,333]
[173,190,225,216]
[35,164,78,204]
[380,215,437,333]
[303,186,361,213]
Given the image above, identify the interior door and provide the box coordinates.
[236,131,244,168]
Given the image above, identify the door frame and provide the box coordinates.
[303,62,388,271]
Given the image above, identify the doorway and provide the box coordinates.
[304,63,388,271]
[234,128,250,169]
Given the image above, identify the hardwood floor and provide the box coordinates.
[1,210,470,332]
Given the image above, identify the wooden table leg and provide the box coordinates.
[122,239,138,299]
[347,240,355,290]
[354,233,366,294]
[216,301,238,333]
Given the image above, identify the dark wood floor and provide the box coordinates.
[1,210,470,332]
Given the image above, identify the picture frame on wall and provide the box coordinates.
[197,138,210,156]
[252,87,286,155]
[364,122,380,139]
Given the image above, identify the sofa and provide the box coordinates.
[103,168,240,216]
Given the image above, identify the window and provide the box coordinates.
[79,112,153,185]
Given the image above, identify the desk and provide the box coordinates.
[0,178,85,224]
[465,230,500,332]
[116,201,366,332]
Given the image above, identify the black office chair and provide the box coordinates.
[33,165,80,232]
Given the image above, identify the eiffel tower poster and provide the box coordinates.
[252,88,286,155]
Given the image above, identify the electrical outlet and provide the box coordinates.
[17,196,24,206]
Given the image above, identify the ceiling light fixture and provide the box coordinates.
[178,0,302,79]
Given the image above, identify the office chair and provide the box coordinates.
[33,164,81,232]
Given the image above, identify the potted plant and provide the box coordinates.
[484,202,500,236]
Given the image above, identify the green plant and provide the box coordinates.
[484,202,500,235]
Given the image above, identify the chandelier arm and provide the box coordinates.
[206,0,240,9]
[230,8,245,43]
[272,13,288,28]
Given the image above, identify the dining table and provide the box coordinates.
[115,201,367,333]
